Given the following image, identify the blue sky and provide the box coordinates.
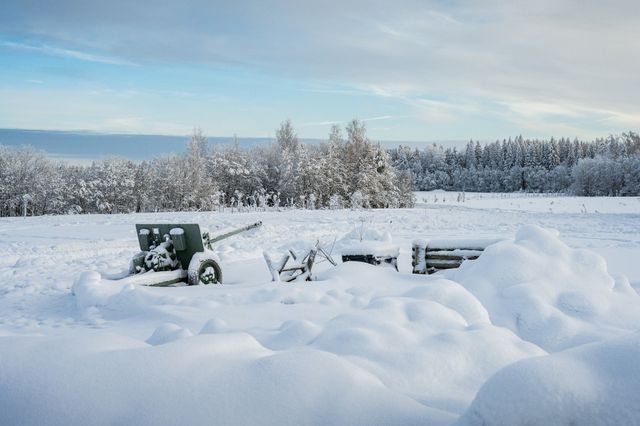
[1,0,638,142]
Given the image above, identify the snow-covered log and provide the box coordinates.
[412,238,502,274]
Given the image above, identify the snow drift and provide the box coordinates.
[0,204,639,425]
[451,225,640,351]
[0,331,452,426]
[458,331,640,425]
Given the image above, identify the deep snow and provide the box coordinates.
[0,192,639,425]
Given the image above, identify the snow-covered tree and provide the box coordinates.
[185,128,212,210]
[276,119,301,204]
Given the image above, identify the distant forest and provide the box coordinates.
[390,132,640,197]
[0,120,638,217]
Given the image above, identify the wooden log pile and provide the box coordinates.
[412,238,501,274]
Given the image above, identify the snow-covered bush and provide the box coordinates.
[328,194,343,210]
[349,191,366,210]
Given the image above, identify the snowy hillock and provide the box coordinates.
[450,225,640,352]
[0,331,452,426]
[312,264,545,413]
[1,262,545,425]
[458,331,640,425]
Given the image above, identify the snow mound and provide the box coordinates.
[146,323,193,345]
[264,319,323,350]
[452,225,640,351]
[0,331,453,426]
[339,227,399,257]
[402,279,491,326]
[312,263,545,413]
[72,271,117,309]
[458,331,640,426]
[200,318,229,334]
[66,260,545,418]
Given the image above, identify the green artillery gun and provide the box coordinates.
[127,221,262,286]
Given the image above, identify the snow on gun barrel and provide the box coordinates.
[119,221,262,286]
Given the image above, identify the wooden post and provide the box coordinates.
[304,248,318,281]
[263,252,289,282]
[412,240,427,274]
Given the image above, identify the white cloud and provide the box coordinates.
[2,0,638,137]
[299,115,400,128]
[1,41,136,66]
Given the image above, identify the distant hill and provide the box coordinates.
[0,129,282,162]
[0,128,463,163]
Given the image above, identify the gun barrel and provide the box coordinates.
[208,221,262,244]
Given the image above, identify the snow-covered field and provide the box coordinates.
[1,191,639,425]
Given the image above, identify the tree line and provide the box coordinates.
[390,133,640,196]
[2,123,638,217]
[0,119,415,217]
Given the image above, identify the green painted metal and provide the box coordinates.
[133,221,261,275]
[206,221,262,246]
[135,224,204,270]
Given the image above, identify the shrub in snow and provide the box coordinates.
[328,194,343,210]
[349,191,366,209]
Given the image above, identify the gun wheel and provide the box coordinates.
[188,253,222,285]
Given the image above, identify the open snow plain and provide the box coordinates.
[1,192,639,425]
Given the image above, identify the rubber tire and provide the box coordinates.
[188,253,222,285]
